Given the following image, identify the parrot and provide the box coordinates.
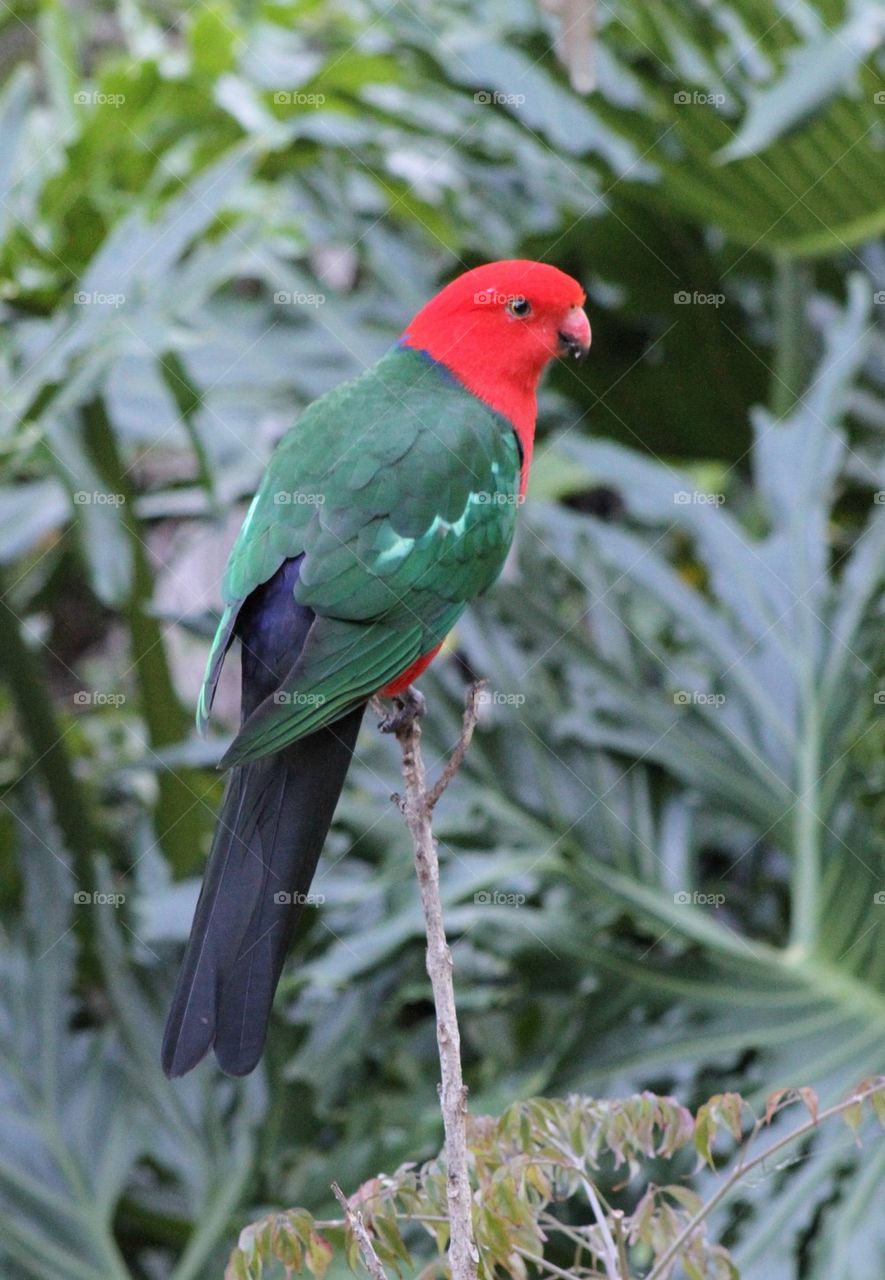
[161,260,590,1078]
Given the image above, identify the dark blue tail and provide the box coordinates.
[162,558,365,1077]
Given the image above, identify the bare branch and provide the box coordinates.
[426,679,487,810]
[332,1182,390,1280]
[543,1132,621,1280]
[580,1177,621,1280]
[611,1211,630,1280]
[514,1246,589,1280]
[386,682,482,1280]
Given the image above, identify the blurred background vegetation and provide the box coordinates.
[1,0,884,1276]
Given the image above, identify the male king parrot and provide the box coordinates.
[162,260,590,1077]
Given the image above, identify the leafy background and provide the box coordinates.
[1,0,884,1277]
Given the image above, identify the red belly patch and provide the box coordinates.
[380,642,444,696]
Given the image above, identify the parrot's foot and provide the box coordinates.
[379,686,427,735]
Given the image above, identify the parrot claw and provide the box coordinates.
[379,686,427,735]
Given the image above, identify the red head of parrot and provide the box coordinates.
[400,259,590,490]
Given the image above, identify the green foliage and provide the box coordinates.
[228,1085,885,1280]
[0,0,883,1277]
[598,0,885,255]
[0,808,263,1280]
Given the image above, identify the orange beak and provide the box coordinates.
[557,305,592,361]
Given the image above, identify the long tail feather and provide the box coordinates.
[161,703,364,1077]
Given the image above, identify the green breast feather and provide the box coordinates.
[200,346,522,761]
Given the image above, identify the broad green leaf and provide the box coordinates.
[719,12,885,161]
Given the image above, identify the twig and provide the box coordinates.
[514,1246,587,1280]
[544,1132,621,1280]
[426,681,487,810]
[387,682,483,1280]
[539,1212,592,1257]
[579,1177,621,1280]
[611,1211,630,1280]
[332,1183,390,1280]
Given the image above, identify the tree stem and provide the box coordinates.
[388,683,485,1280]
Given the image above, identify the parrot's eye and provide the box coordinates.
[506,296,532,318]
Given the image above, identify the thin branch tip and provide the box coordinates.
[331,1182,390,1280]
[426,680,488,810]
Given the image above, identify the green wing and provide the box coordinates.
[199,346,522,762]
